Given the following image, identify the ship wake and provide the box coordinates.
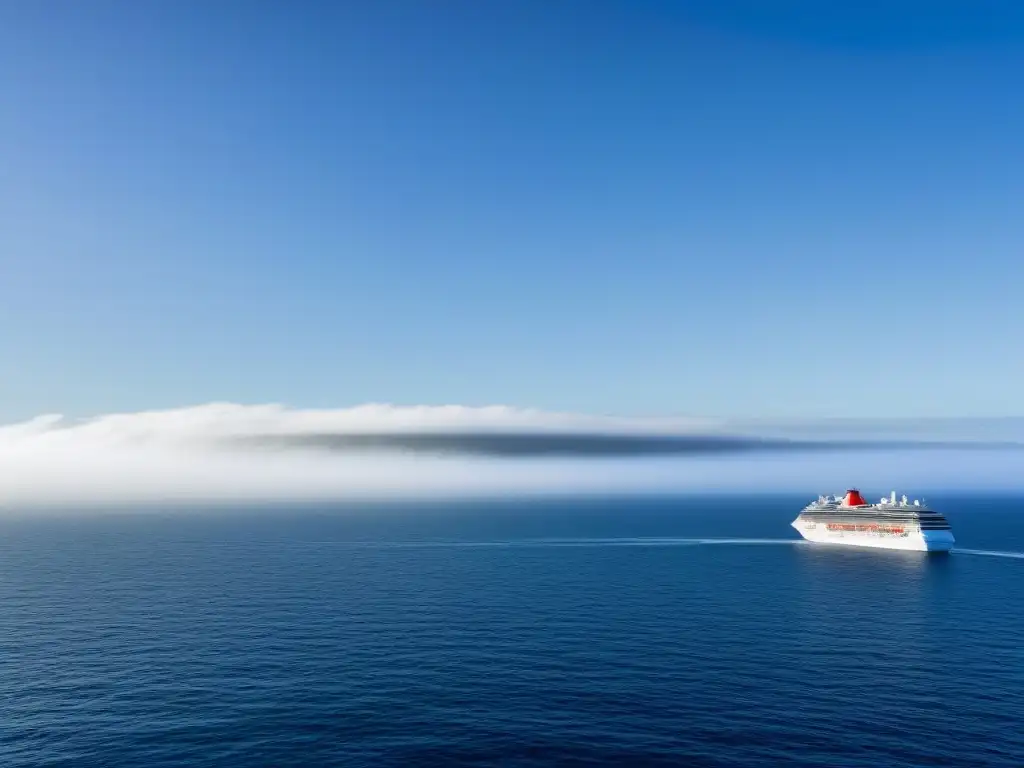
[954,548,1024,560]
[309,537,806,549]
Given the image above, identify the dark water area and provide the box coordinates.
[2,494,1023,767]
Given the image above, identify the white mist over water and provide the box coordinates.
[0,403,1020,507]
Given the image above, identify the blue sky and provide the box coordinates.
[2,1,1023,422]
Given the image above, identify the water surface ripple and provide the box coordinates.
[2,496,1023,766]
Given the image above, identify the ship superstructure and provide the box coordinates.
[792,489,955,552]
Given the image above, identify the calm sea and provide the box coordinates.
[2,495,1023,767]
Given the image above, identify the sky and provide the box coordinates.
[2,0,1024,424]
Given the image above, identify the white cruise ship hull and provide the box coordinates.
[791,518,955,552]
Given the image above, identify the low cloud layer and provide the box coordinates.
[0,403,1020,507]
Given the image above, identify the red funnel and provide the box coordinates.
[843,489,868,506]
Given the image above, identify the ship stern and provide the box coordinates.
[791,515,812,541]
[921,529,956,552]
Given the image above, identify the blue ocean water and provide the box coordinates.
[2,494,1023,767]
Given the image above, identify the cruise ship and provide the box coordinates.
[792,489,955,552]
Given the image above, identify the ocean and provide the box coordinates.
[2,494,1023,767]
